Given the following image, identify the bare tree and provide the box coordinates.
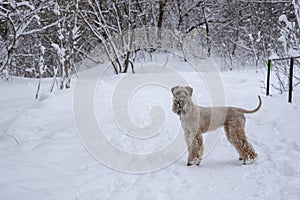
[0,1,57,79]
[51,0,80,89]
[0,0,299,83]
[293,0,300,26]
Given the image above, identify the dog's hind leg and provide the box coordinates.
[224,121,257,164]
[224,125,243,160]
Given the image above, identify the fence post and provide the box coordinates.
[288,58,294,103]
[266,59,271,96]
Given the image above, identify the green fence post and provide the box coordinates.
[266,60,272,96]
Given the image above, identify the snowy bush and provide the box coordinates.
[0,0,299,79]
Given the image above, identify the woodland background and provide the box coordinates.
[0,0,299,90]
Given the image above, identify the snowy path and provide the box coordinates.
[0,70,300,200]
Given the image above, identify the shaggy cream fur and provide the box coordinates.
[171,86,261,166]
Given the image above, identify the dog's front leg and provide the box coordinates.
[187,132,204,166]
[184,129,193,166]
[194,133,204,165]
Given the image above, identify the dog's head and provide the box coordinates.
[171,86,193,115]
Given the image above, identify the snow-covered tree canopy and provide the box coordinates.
[0,0,299,77]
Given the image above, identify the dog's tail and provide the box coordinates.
[238,95,262,114]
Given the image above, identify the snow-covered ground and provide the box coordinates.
[1,60,300,200]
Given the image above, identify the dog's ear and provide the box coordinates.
[185,86,193,96]
[171,86,179,95]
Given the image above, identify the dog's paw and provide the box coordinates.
[195,158,202,166]
[243,158,256,165]
[242,153,257,165]
[187,162,192,166]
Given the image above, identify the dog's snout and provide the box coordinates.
[176,99,184,108]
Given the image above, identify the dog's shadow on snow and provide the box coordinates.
[200,159,242,169]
